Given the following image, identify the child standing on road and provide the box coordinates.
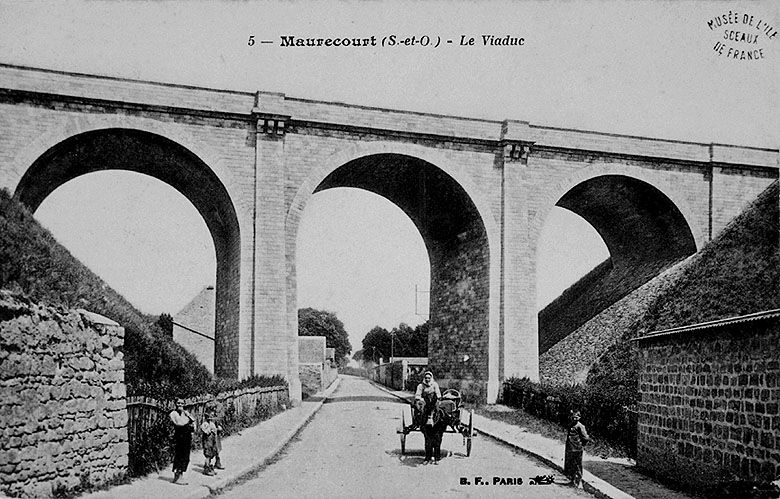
[200,411,221,476]
[564,409,589,488]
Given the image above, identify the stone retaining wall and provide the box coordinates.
[635,311,780,491]
[298,363,338,396]
[0,291,128,497]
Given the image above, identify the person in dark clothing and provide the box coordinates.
[564,409,590,488]
[169,399,195,484]
[415,371,443,464]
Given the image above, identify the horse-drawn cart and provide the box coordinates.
[397,389,475,457]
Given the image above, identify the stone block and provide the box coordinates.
[109,382,126,399]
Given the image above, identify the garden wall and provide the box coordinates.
[370,358,428,391]
[0,291,128,498]
[635,310,780,491]
[298,336,337,396]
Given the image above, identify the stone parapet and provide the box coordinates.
[1,64,776,169]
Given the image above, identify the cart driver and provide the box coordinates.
[415,371,443,464]
[415,371,441,425]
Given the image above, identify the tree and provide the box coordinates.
[298,308,352,366]
[360,321,428,362]
[391,322,428,357]
[408,322,429,357]
[156,313,174,338]
[361,326,391,363]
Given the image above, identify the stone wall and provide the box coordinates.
[298,336,326,364]
[298,364,321,396]
[371,361,405,390]
[323,365,338,389]
[635,311,780,492]
[371,359,430,392]
[0,291,128,498]
[298,336,328,396]
[298,363,337,396]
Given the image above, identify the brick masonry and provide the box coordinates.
[635,312,780,491]
[0,291,128,497]
[0,65,777,404]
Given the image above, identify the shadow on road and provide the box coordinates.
[387,448,427,468]
[323,395,407,404]
[387,446,468,468]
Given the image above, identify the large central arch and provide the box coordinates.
[289,148,500,401]
[14,128,242,377]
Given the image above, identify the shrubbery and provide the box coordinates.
[502,373,638,457]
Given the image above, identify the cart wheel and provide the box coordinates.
[400,408,406,455]
[466,410,474,457]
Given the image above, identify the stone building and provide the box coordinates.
[172,285,216,372]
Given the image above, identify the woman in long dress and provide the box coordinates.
[169,399,195,484]
[415,371,443,464]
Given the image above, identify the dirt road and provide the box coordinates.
[218,376,589,498]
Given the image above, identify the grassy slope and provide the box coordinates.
[538,255,682,353]
[0,188,214,399]
[540,256,693,385]
[587,179,779,395]
[643,180,779,331]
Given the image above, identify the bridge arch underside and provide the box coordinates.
[14,128,241,377]
[539,174,697,354]
[315,153,491,394]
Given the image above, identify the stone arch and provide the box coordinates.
[531,163,705,251]
[9,115,240,203]
[533,167,700,355]
[13,128,242,378]
[287,141,501,401]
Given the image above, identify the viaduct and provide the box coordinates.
[0,64,777,404]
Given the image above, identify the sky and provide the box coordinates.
[1,0,777,352]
